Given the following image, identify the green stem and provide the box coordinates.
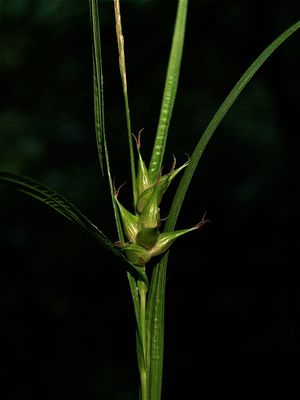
[147,254,168,400]
[124,93,137,206]
[140,366,148,400]
[113,0,137,204]
[138,279,148,400]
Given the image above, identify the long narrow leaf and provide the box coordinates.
[167,20,300,233]
[89,0,105,174]
[127,271,146,370]
[146,3,189,397]
[149,0,188,182]
[146,20,300,400]
[0,171,113,246]
[0,171,148,281]
[146,253,168,400]
[89,0,124,243]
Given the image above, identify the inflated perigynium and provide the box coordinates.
[115,135,204,267]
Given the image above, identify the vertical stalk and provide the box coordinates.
[147,253,168,400]
[114,0,137,204]
[138,279,149,400]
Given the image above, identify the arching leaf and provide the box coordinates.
[168,20,300,232]
[0,170,148,282]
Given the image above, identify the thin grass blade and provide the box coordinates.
[167,20,300,232]
[0,171,147,281]
[146,253,168,400]
[127,271,147,371]
[148,0,188,182]
[145,20,300,400]
[89,0,105,174]
[89,0,125,243]
[0,171,113,246]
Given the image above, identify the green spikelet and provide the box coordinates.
[123,243,151,267]
[136,184,160,249]
[136,185,155,215]
[136,226,160,250]
[150,219,207,257]
[135,130,152,199]
[136,157,188,214]
[150,227,196,257]
[115,196,138,243]
[157,156,189,202]
[114,130,201,267]
[138,185,160,230]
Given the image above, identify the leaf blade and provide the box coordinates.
[148,0,189,182]
[89,0,105,174]
[0,170,112,246]
[146,253,168,400]
[167,20,300,232]
[0,170,148,281]
[145,20,300,400]
[89,0,125,244]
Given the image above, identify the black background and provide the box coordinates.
[1,0,299,398]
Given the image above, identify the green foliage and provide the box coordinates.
[0,0,299,399]
[148,0,188,182]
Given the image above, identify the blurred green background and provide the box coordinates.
[1,0,299,398]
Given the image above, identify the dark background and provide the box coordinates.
[1,0,299,399]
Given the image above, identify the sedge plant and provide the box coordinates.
[1,1,299,398]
